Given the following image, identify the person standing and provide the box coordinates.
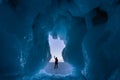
[54,56,58,69]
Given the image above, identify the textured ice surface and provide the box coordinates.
[0,0,120,80]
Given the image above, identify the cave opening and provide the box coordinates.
[48,34,65,62]
[41,34,73,76]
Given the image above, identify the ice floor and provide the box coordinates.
[44,62,73,76]
[26,62,87,80]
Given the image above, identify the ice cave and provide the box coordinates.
[0,0,120,80]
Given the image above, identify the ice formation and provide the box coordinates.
[0,0,120,80]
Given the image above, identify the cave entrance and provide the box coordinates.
[48,34,65,62]
[40,34,73,76]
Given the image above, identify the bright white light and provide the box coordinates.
[48,34,65,62]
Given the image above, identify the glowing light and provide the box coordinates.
[48,34,65,62]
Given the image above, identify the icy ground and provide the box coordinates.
[44,62,73,75]
[23,62,87,80]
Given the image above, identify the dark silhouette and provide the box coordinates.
[54,56,58,69]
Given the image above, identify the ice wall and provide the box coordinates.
[62,17,87,72]
[81,3,120,80]
[0,0,52,79]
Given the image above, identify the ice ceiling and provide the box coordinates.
[0,0,120,80]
